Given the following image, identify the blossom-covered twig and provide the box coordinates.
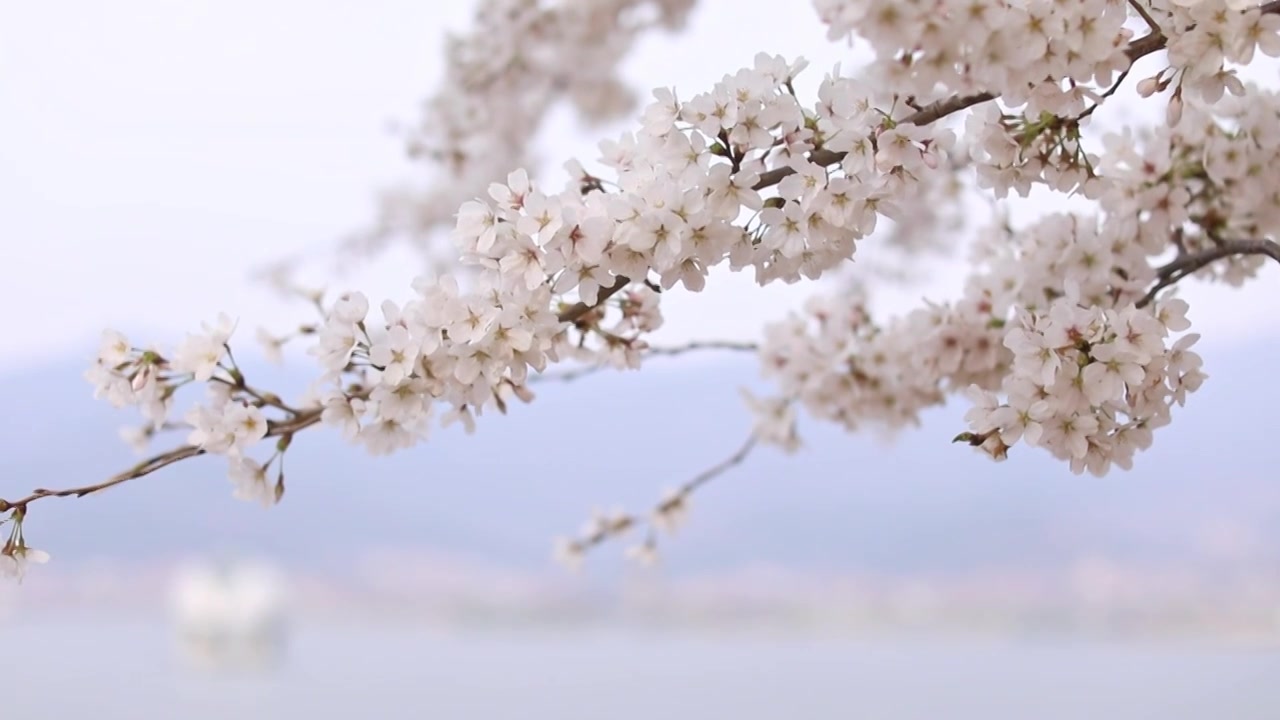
[0,401,333,514]
[342,0,696,269]
[554,434,758,568]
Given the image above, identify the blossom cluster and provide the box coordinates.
[1159,0,1280,109]
[296,50,961,452]
[352,0,696,269]
[814,0,1134,116]
[78,50,966,520]
[964,298,1204,475]
[84,320,279,505]
[1099,84,1280,284]
[752,198,1210,473]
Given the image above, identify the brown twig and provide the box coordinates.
[533,340,759,383]
[0,398,337,514]
[680,433,757,496]
[211,375,301,416]
[1137,238,1280,308]
[1,445,206,513]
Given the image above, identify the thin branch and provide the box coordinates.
[1,445,205,513]
[532,340,759,384]
[0,398,338,513]
[561,434,758,561]
[648,339,758,357]
[680,433,757,497]
[211,375,301,416]
[1076,68,1131,121]
[1137,238,1280,308]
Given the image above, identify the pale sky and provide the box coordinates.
[2,0,1277,375]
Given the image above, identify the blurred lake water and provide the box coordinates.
[2,618,1277,719]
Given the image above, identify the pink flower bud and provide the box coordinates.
[131,364,154,392]
[1165,95,1183,127]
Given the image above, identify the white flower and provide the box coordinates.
[256,327,285,365]
[991,398,1052,447]
[1081,342,1146,406]
[1,545,50,582]
[652,488,689,535]
[625,543,659,567]
[488,168,532,212]
[96,330,132,367]
[368,325,419,386]
[760,201,809,259]
[962,385,1001,434]
[331,292,369,324]
[320,390,365,441]
[552,538,584,572]
[309,320,360,372]
[228,457,274,507]
[1043,413,1100,461]
[1154,298,1192,332]
[85,361,135,408]
[186,401,266,457]
[740,389,800,452]
[1004,326,1061,387]
[171,313,236,382]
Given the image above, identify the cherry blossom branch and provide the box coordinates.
[0,392,342,513]
[9,274,653,516]
[556,434,758,566]
[542,2,1280,333]
[553,89,1005,314]
[339,0,695,268]
[4,336,753,512]
[755,1,1280,195]
[753,92,998,191]
[1139,238,1280,308]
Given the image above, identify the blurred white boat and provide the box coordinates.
[168,558,288,670]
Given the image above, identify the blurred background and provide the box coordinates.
[2,1,1280,718]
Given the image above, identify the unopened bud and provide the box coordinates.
[131,364,154,392]
[1135,76,1160,98]
[512,383,535,404]
[1165,94,1183,127]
